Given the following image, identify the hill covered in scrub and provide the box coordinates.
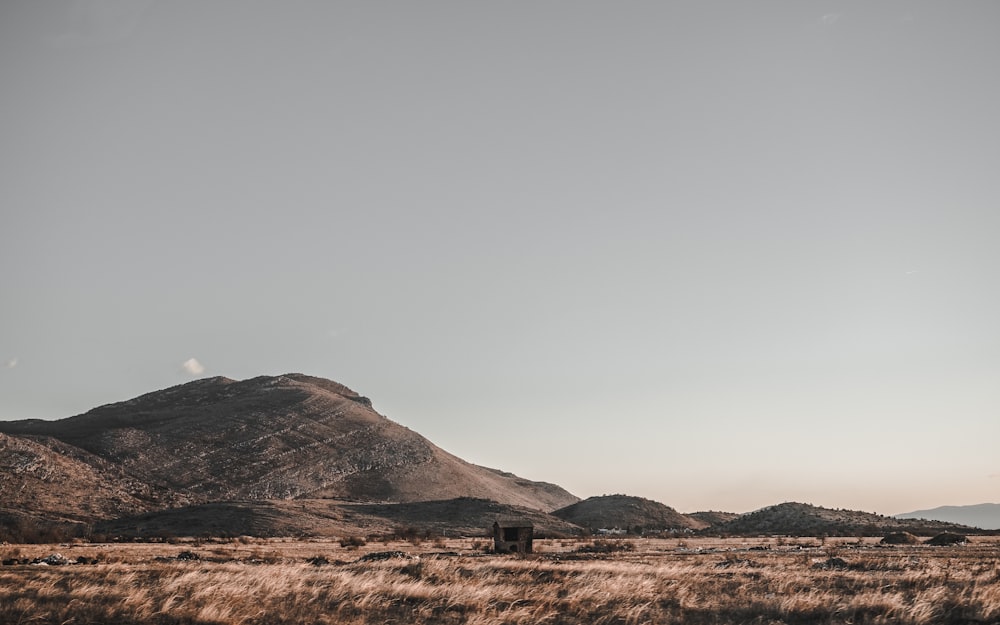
[552,495,703,533]
[708,502,979,537]
[685,510,741,530]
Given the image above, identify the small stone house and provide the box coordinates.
[492,519,533,554]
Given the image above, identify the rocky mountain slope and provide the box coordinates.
[0,433,152,521]
[896,504,1000,530]
[0,374,578,532]
[709,502,979,536]
[552,495,703,533]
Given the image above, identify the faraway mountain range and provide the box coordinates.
[1,374,996,540]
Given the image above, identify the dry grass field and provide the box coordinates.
[2,536,999,624]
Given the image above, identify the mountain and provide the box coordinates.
[552,495,703,533]
[896,504,1000,530]
[708,502,981,537]
[0,374,578,535]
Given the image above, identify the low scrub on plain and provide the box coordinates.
[2,538,999,624]
[574,538,636,553]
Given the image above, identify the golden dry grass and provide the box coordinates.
[2,537,999,624]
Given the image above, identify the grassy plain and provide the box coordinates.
[2,536,999,624]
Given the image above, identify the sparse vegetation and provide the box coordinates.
[3,536,998,624]
[575,538,636,553]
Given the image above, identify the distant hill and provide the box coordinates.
[896,504,1000,530]
[709,502,981,537]
[552,495,702,533]
[0,374,578,539]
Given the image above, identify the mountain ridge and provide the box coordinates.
[896,503,1000,530]
[709,502,979,536]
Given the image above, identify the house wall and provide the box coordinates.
[493,523,533,554]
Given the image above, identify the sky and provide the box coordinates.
[2,1,998,516]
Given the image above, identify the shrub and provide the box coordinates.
[339,536,366,549]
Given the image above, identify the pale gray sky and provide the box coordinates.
[2,1,998,515]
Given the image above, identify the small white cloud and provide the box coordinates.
[821,13,841,25]
[182,358,205,376]
[5,357,17,369]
